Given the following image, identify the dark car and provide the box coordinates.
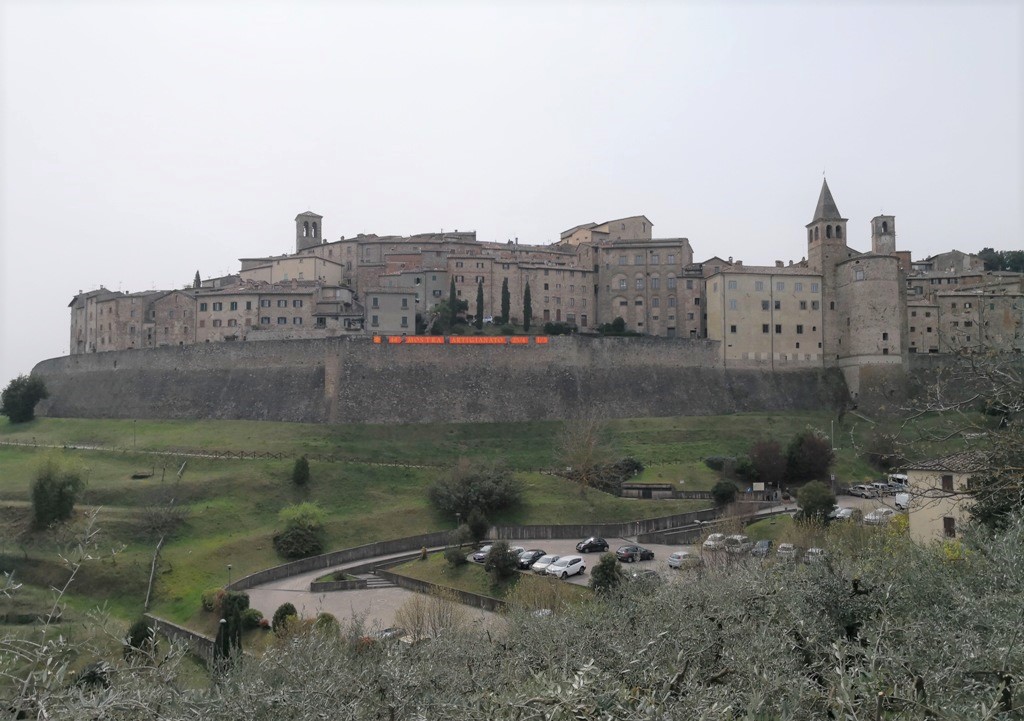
[615,545,655,563]
[518,549,546,569]
[751,539,773,558]
[576,537,609,553]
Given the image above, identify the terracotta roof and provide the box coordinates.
[906,451,988,474]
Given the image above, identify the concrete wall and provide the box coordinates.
[32,335,849,425]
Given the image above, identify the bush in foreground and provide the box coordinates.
[0,374,48,423]
[31,458,84,529]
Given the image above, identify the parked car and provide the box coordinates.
[509,546,526,557]
[887,481,909,494]
[470,544,493,563]
[576,537,609,553]
[531,554,561,574]
[615,545,655,563]
[750,539,774,558]
[724,535,753,554]
[627,569,662,585]
[546,555,586,579]
[804,547,827,564]
[894,492,911,511]
[871,482,892,496]
[828,507,857,522]
[864,508,896,525]
[702,533,727,551]
[776,543,801,562]
[848,485,877,498]
[518,549,546,569]
[667,550,702,569]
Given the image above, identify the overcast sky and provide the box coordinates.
[1,0,1021,383]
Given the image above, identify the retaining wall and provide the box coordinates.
[145,614,215,666]
[228,531,452,591]
[32,335,849,424]
[375,568,507,613]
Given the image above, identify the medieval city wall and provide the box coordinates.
[32,336,850,424]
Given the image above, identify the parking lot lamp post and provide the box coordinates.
[455,512,461,529]
[226,564,232,587]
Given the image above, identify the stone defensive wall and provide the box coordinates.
[32,335,849,424]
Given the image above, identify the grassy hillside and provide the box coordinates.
[0,409,977,629]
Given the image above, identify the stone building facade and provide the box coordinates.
[68,182,1023,387]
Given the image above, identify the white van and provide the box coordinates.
[894,492,910,510]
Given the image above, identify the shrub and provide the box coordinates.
[444,545,469,567]
[483,541,519,582]
[427,459,523,518]
[123,617,154,660]
[0,374,48,423]
[274,502,327,559]
[863,428,903,472]
[543,322,574,335]
[272,602,298,633]
[31,459,85,529]
[201,588,226,612]
[589,552,624,595]
[711,480,738,506]
[273,525,324,559]
[499,324,515,335]
[221,591,249,618]
[291,456,310,485]
[314,612,340,636]
[241,608,264,630]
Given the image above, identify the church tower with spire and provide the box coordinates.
[806,178,849,274]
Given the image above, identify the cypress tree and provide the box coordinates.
[193,271,201,289]
[500,278,510,325]
[449,278,458,329]
[475,281,484,330]
[523,282,533,332]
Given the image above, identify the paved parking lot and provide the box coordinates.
[503,538,697,585]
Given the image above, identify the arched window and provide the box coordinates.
[826,225,832,239]
[808,229,812,242]
[312,222,318,238]
[303,221,309,237]
[835,225,842,238]
[814,227,819,241]
[882,221,888,234]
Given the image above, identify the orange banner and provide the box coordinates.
[373,335,549,346]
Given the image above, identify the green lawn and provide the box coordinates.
[0,409,976,631]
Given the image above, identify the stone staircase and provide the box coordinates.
[353,573,397,590]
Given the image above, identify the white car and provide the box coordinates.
[776,543,801,562]
[546,555,586,579]
[667,550,701,569]
[702,533,727,551]
[863,508,896,525]
[848,485,877,498]
[828,507,856,521]
[531,554,561,574]
[894,493,911,511]
[724,535,752,554]
[804,547,827,564]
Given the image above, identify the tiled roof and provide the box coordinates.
[906,451,988,474]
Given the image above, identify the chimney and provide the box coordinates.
[734,260,742,267]
[728,256,733,263]
[775,260,784,268]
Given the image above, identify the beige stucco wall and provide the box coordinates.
[366,289,417,334]
[906,469,971,544]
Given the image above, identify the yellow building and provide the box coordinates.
[905,452,985,543]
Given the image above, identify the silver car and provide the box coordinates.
[531,554,561,574]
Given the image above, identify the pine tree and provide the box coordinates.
[475,281,484,330]
[523,282,532,332]
[500,278,510,325]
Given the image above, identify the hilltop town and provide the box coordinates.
[69,180,1023,396]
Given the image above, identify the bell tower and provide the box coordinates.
[871,215,896,255]
[806,178,848,273]
[295,211,324,253]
